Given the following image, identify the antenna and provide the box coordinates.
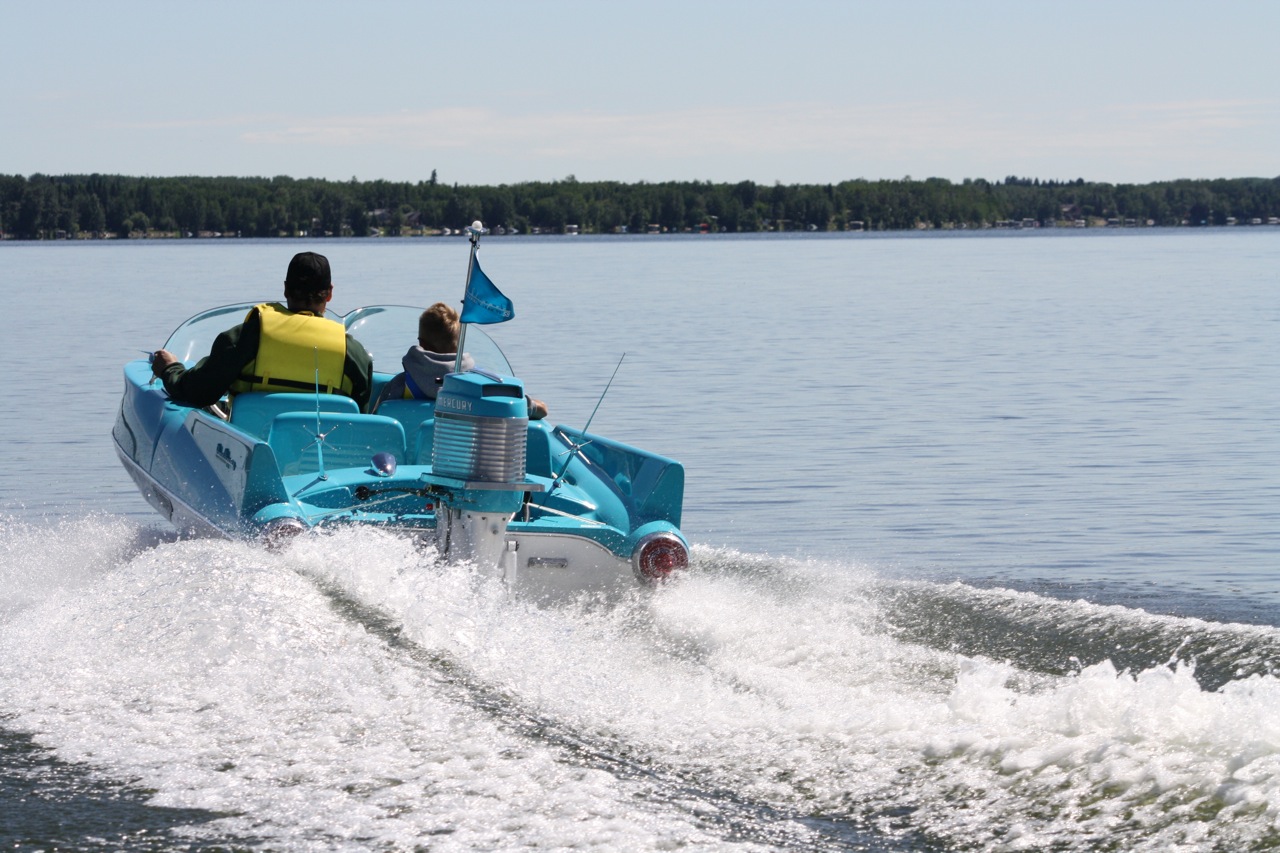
[582,352,625,435]
[544,353,625,496]
[302,347,333,481]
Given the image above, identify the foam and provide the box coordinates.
[0,524,781,850]
[4,522,1280,850]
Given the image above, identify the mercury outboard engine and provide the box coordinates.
[427,369,534,575]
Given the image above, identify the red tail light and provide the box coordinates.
[632,533,689,584]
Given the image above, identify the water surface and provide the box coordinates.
[1,231,1278,850]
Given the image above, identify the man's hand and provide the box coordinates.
[151,349,178,376]
[527,396,548,420]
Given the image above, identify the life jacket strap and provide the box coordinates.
[402,371,431,400]
[239,373,337,394]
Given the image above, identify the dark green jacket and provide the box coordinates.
[159,309,374,412]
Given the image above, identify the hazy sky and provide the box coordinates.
[4,0,1277,186]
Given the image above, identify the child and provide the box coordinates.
[373,302,546,418]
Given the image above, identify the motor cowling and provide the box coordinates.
[432,371,528,489]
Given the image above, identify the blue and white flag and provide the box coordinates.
[460,257,514,325]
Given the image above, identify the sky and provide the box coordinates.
[3,0,1277,187]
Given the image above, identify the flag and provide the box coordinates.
[460,256,514,325]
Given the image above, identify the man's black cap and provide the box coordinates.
[285,252,331,292]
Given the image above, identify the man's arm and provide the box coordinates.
[154,315,259,407]
[344,336,374,413]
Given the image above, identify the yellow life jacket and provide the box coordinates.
[230,303,351,397]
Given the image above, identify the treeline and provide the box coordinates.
[2,172,1279,239]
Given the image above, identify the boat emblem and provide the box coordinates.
[215,443,238,471]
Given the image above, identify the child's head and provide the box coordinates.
[418,302,460,353]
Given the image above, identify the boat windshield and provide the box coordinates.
[343,305,512,376]
[162,303,513,376]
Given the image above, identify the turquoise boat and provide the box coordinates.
[113,295,688,598]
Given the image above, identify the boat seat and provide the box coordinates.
[411,420,437,465]
[525,424,556,478]
[231,392,360,439]
[266,412,407,476]
[374,399,440,464]
[374,399,437,444]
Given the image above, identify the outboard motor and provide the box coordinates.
[427,370,534,575]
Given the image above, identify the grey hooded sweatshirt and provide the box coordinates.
[373,345,473,411]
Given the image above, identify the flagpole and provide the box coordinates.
[455,221,483,374]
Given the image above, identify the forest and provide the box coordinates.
[2,172,1279,239]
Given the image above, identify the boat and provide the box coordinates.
[113,256,689,599]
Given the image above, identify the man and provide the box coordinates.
[152,252,374,412]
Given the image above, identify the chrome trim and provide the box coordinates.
[432,411,528,483]
[630,531,689,585]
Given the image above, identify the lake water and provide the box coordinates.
[1,231,1278,850]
